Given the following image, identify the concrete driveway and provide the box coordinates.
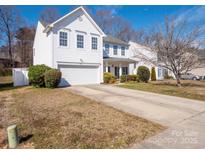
[66,84,205,148]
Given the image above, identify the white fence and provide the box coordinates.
[12,68,29,87]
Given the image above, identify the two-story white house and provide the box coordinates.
[33,6,172,86]
[33,6,105,86]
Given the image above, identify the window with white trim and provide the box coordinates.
[121,46,125,56]
[105,44,109,53]
[122,67,128,75]
[113,45,118,55]
[91,37,98,50]
[59,31,68,47]
[77,34,84,48]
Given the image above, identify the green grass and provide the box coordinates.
[118,80,205,101]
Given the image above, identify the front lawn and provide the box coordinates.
[0,87,164,148]
[119,80,205,101]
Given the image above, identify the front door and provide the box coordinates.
[114,67,119,78]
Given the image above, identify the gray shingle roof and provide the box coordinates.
[103,35,129,46]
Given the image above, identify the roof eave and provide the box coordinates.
[43,6,105,36]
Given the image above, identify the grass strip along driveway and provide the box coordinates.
[119,80,205,101]
[0,87,164,148]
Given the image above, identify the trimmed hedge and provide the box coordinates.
[137,66,150,83]
[28,64,51,87]
[120,75,126,83]
[151,67,156,81]
[120,75,139,83]
[44,69,62,88]
[127,75,139,82]
[104,72,116,84]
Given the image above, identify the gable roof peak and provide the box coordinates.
[43,6,105,36]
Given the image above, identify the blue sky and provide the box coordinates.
[15,5,205,30]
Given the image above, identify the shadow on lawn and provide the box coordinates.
[0,82,24,92]
[19,134,33,144]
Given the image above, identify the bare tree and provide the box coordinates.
[40,7,60,25]
[15,27,35,67]
[94,9,135,42]
[0,6,22,67]
[146,17,205,86]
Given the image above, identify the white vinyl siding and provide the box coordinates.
[59,31,68,47]
[77,34,84,48]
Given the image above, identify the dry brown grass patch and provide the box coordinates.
[1,87,164,148]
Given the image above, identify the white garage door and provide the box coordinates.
[58,65,100,86]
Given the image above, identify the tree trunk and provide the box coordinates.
[176,75,181,87]
[8,40,14,68]
[7,28,14,68]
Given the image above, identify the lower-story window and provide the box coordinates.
[122,67,128,75]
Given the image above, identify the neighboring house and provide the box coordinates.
[128,41,173,80]
[0,48,21,68]
[190,66,205,77]
[190,50,205,77]
[33,6,105,86]
[128,41,157,77]
[0,58,20,68]
[103,36,136,78]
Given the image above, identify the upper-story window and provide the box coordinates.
[113,45,118,55]
[77,34,84,48]
[105,44,109,53]
[121,46,125,56]
[91,37,98,50]
[59,31,68,47]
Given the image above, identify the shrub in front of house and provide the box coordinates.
[127,75,139,82]
[104,72,116,84]
[28,64,51,87]
[164,74,174,80]
[120,74,139,83]
[137,66,150,83]
[44,69,62,88]
[120,75,126,83]
[151,67,156,81]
